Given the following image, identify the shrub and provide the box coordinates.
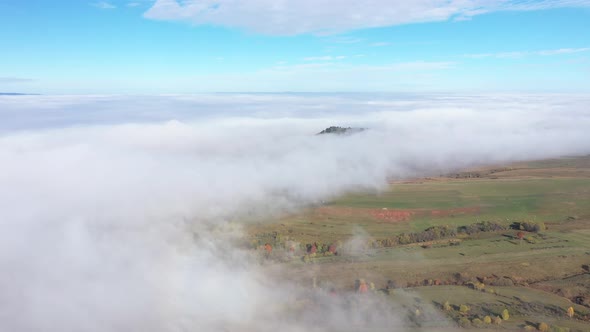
[443,300,451,311]
[357,279,368,293]
[501,309,510,320]
[264,243,272,254]
[459,304,470,314]
[467,281,486,291]
[512,221,546,233]
[328,243,337,254]
[567,306,574,318]
[387,279,399,290]
[491,277,514,287]
[538,322,549,332]
[493,316,502,325]
[483,316,492,324]
[471,318,483,326]
[458,221,506,235]
[458,317,471,327]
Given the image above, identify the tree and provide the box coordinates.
[387,279,399,290]
[357,279,368,294]
[309,243,317,254]
[264,243,272,255]
[474,282,485,291]
[458,317,470,327]
[328,243,337,254]
[567,306,574,318]
[516,231,525,244]
[533,222,546,232]
[443,300,451,311]
[501,308,510,320]
[459,304,470,314]
[538,322,549,332]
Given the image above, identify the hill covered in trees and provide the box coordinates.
[317,126,367,135]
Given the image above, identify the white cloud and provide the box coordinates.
[1,93,590,330]
[0,77,34,84]
[537,47,590,56]
[92,1,116,9]
[327,36,364,44]
[303,55,347,61]
[371,42,391,47]
[143,0,590,35]
[465,47,590,59]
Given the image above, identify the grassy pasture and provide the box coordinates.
[412,286,590,331]
[250,177,590,244]
[249,156,590,331]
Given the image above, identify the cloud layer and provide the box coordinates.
[1,93,590,331]
[144,0,590,35]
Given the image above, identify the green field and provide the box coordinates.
[326,177,586,228]
[248,156,590,331]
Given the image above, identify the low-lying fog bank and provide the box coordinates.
[1,93,589,331]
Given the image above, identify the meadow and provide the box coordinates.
[248,156,590,331]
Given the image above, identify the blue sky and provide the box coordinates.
[0,0,589,94]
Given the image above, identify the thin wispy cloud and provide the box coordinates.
[143,0,590,35]
[328,36,364,44]
[501,0,590,11]
[465,47,590,59]
[267,61,454,77]
[92,1,116,9]
[537,47,590,55]
[0,77,34,83]
[303,55,347,61]
[370,42,391,47]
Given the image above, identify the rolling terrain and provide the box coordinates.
[248,156,590,331]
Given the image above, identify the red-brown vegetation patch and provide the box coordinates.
[315,206,360,218]
[429,206,481,217]
[316,205,482,223]
[315,206,415,222]
[370,209,413,222]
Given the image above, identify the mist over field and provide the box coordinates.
[1,93,590,331]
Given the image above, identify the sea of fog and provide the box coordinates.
[0,93,589,331]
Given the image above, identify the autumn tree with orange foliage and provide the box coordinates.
[356,279,369,294]
[516,231,525,244]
